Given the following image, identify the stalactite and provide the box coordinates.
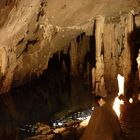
[0,43,19,93]
[95,16,107,97]
[1,47,8,76]
[70,34,91,77]
[70,39,78,76]
[91,67,95,92]
[122,13,134,92]
[95,16,105,57]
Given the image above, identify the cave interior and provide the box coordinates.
[0,0,140,140]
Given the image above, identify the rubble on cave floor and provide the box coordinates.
[19,108,93,140]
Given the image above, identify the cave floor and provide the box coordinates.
[120,102,140,140]
[24,102,140,140]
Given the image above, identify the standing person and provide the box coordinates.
[80,95,123,140]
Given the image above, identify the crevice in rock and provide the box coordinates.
[16,37,24,46]
[36,0,47,22]
[26,39,39,46]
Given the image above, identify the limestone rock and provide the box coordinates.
[0,0,139,96]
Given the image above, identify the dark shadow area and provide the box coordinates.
[126,26,140,101]
[0,34,95,139]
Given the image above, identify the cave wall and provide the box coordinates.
[0,0,94,93]
[0,0,139,98]
[94,12,140,98]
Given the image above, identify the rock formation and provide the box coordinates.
[0,0,140,140]
[0,0,139,100]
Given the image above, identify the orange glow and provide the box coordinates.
[113,74,124,118]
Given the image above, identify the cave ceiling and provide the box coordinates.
[0,0,139,93]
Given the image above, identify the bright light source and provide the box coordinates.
[129,98,133,104]
[113,74,124,118]
[117,74,124,96]
[113,97,124,117]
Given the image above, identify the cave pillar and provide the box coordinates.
[95,16,107,97]
[103,21,119,97]
[121,13,134,93]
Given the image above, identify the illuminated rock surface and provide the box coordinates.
[0,0,139,94]
[0,0,140,140]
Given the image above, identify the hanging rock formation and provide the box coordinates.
[0,0,139,98]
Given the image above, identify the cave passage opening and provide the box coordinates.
[0,33,96,137]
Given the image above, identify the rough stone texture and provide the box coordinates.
[0,1,140,140]
[103,14,133,97]
[80,103,122,140]
[0,0,139,97]
[95,16,107,97]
